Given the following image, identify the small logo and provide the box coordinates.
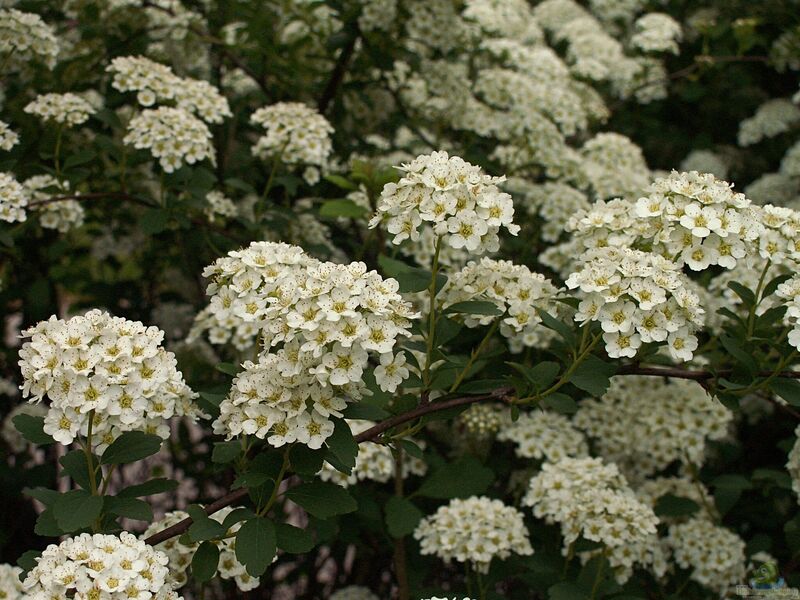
[735,562,799,598]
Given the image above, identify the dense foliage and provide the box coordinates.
[2,0,800,599]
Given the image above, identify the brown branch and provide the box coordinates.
[317,28,359,113]
[616,364,800,381]
[144,387,515,546]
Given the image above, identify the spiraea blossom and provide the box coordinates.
[0,172,27,223]
[777,274,800,350]
[369,151,520,255]
[18,309,201,449]
[196,242,417,448]
[0,9,59,67]
[635,170,763,271]
[142,507,261,591]
[440,258,560,352]
[108,56,231,124]
[24,93,96,127]
[24,175,85,232]
[414,496,533,573]
[667,518,747,594]
[0,120,19,151]
[754,204,800,264]
[738,99,800,147]
[523,457,663,583]
[22,532,181,600]
[205,190,238,222]
[630,13,682,54]
[573,377,732,480]
[497,410,588,462]
[318,420,427,486]
[123,107,215,173]
[566,247,705,361]
[457,403,511,440]
[250,102,333,184]
[0,563,24,600]
[580,133,651,199]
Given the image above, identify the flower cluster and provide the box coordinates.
[369,151,520,254]
[440,258,560,352]
[18,309,201,449]
[667,518,747,594]
[24,175,85,232]
[523,457,662,583]
[0,563,24,600]
[457,403,511,440]
[414,496,533,573]
[143,507,260,591]
[574,377,731,480]
[738,99,800,147]
[205,190,238,222]
[23,532,180,600]
[108,56,231,124]
[497,411,587,462]
[635,170,762,271]
[0,9,59,67]
[630,13,682,54]
[123,107,215,173]
[756,204,800,265]
[195,242,416,447]
[0,172,27,223]
[580,133,651,199]
[778,275,800,351]
[250,102,333,183]
[318,419,427,486]
[0,120,19,151]
[24,93,96,127]
[566,247,705,360]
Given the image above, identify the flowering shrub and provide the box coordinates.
[1,1,800,600]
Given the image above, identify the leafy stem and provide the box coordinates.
[449,318,500,394]
[746,259,772,338]
[257,448,290,517]
[422,235,443,391]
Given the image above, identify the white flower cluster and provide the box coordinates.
[635,171,762,271]
[329,586,380,600]
[194,242,416,447]
[574,377,731,480]
[580,133,651,200]
[667,518,746,594]
[250,102,333,183]
[0,172,27,223]
[680,149,729,180]
[498,411,588,462]
[523,457,662,583]
[566,247,704,360]
[513,180,590,243]
[440,258,560,352]
[777,275,800,350]
[414,496,533,573]
[2,401,47,453]
[0,120,19,151]
[142,507,260,591]
[457,403,510,440]
[24,93,96,127]
[318,419,427,486]
[108,56,231,124]
[787,424,800,503]
[630,13,682,54]
[357,0,396,32]
[738,99,800,147]
[18,309,201,448]
[205,190,238,222]
[0,563,24,600]
[370,151,520,254]
[0,9,59,67]
[24,175,85,233]
[23,532,181,600]
[123,107,215,173]
[755,204,800,265]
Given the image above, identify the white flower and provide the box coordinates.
[0,9,59,68]
[374,352,410,393]
[250,102,333,170]
[603,331,641,358]
[24,93,95,127]
[0,172,27,223]
[666,327,698,362]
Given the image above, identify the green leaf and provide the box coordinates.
[60,449,101,491]
[537,310,576,344]
[221,507,256,530]
[568,355,616,397]
[417,457,493,499]
[104,496,153,521]
[232,472,271,490]
[548,582,588,600]
[276,523,315,553]
[235,518,277,577]
[290,445,325,476]
[542,393,578,414]
[378,255,446,294]
[23,487,60,506]
[771,378,800,407]
[727,281,756,308]
[216,362,239,376]
[17,550,41,577]
[285,482,357,519]
[384,496,423,538]
[118,478,179,498]
[763,274,793,299]
[35,509,63,536]
[323,174,358,190]
[654,494,700,518]
[720,335,757,374]
[12,414,55,446]
[511,361,560,390]
[326,418,358,472]
[398,439,424,460]
[63,149,96,170]
[53,490,104,532]
[212,441,242,464]
[101,432,162,465]
[444,300,502,316]
[319,199,367,218]
[192,541,220,583]
[138,208,170,235]
[186,505,227,542]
